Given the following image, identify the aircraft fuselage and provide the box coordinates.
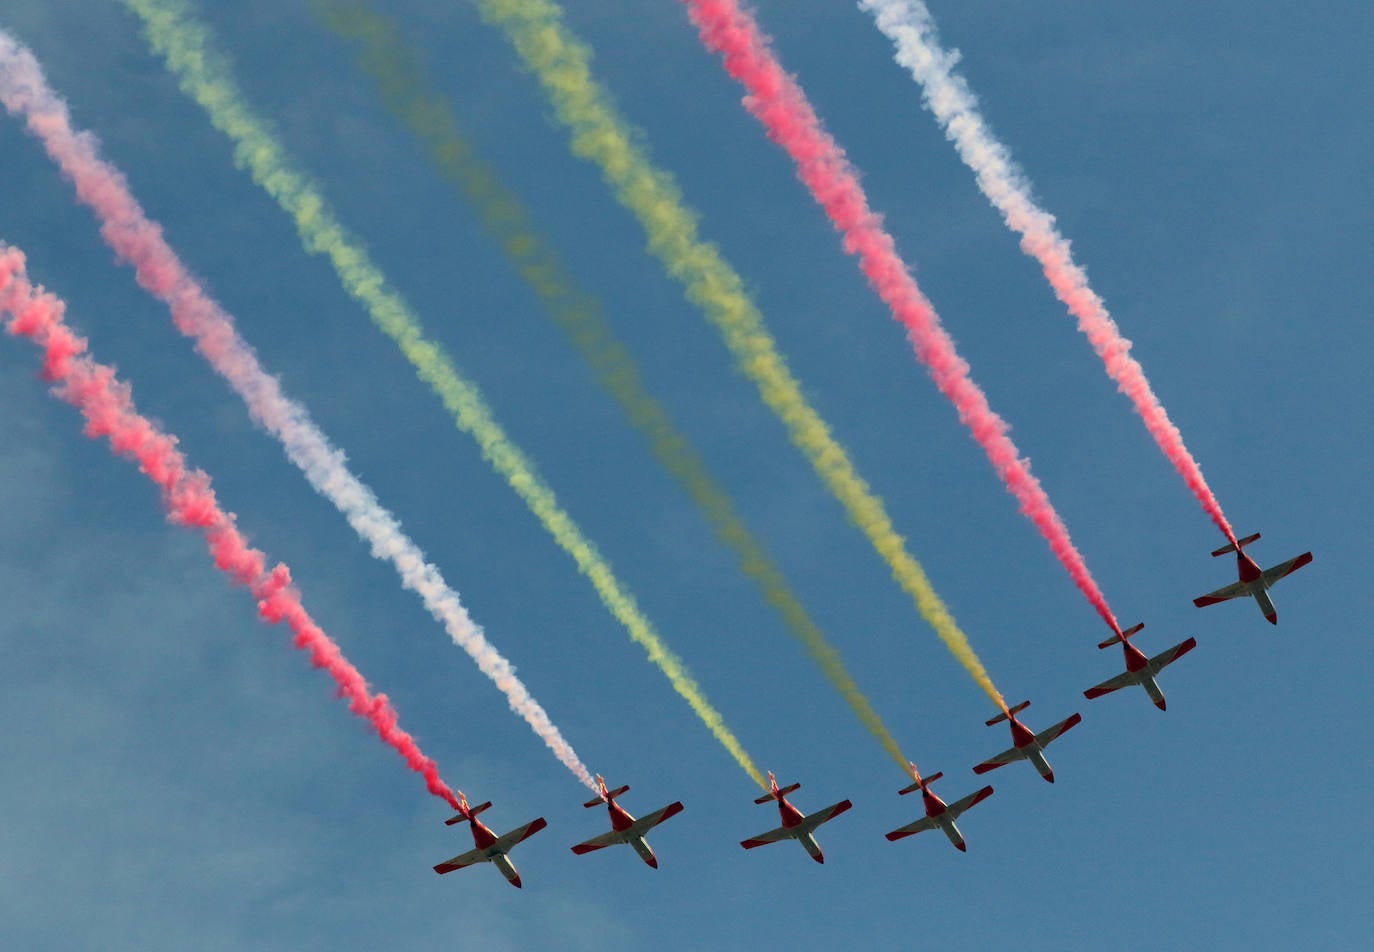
[919,791,968,849]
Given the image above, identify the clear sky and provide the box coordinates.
[1,1,1369,949]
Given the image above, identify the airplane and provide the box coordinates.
[1193,532,1312,625]
[433,792,548,888]
[740,771,852,864]
[973,700,1081,783]
[569,775,685,869]
[1083,622,1198,711]
[884,763,993,852]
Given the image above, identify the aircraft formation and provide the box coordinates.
[0,0,1320,898]
[432,533,1311,887]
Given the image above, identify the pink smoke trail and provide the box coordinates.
[682,0,1122,631]
[0,30,596,791]
[860,0,1235,546]
[0,245,461,810]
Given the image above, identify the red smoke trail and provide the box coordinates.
[683,0,1122,630]
[0,245,461,809]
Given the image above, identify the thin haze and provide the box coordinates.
[0,1,1365,948]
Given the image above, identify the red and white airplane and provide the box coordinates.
[1084,622,1197,711]
[884,763,993,852]
[433,792,548,888]
[973,701,1081,783]
[740,772,852,864]
[1193,533,1312,625]
[570,775,684,869]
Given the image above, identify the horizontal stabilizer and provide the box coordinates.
[898,769,942,795]
[583,784,630,808]
[444,800,492,825]
[1098,622,1145,649]
[986,700,1030,727]
[1212,532,1261,557]
[755,781,800,804]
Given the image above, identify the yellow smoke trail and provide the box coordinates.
[119,0,766,787]
[313,0,909,768]
[473,0,1007,712]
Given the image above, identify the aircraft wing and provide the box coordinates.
[493,817,549,854]
[1035,713,1083,748]
[1084,669,1138,700]
[632,801,685,835]
[946,785,995,820]
[1147,637,1198,674]
[434,846,488,875]
[973,745,1023,774]
[1193,580,1250,607]
[1262,551,1313,586]
[740,824,794,849]
[570,829,622,855]
[884,816,938,842]
[801,800,853,831]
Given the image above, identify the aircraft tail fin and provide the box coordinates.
[898,769,942,796]
[583,784,629,808]
[1098,622,1145,649]
[986,700,1030,726]
[754,782,801,804]
[1212,533,1261,557]
[444,801,492,825]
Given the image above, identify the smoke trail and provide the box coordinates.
[114,0,764,787]
[0,245,462,808]
[682,0,1121,634]
[312,0,909,768]
[472,0,1007,711]
[0,30,596,792]
[861,0,1236,546]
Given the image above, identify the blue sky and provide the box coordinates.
[1,1,1369,949]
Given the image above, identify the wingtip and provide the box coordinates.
[1266,614,1278,625]
[1155,697,1168,711]
[955,842,967,853]
[1043,771,1056,784]
[812,852,825,864]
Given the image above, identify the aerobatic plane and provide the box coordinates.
[570,775,684,869]
[433,792,548,888]
[1084,622,1197,711]
[884,763,993,852]
[1193,532,1312,625]
[740,772,852,864]
[973,700,1081,783]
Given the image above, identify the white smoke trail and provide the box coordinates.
[860,0,1236,541]
[0,29,597,791]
